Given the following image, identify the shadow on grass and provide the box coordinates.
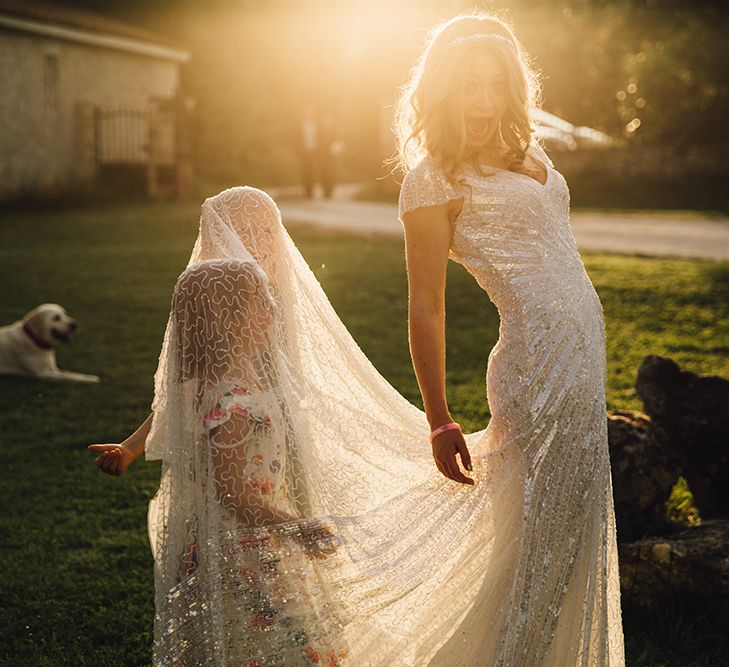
[623,593,729,667]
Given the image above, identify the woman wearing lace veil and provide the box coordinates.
[90,202,351,665]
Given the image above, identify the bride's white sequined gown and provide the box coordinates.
[397,142,625,665]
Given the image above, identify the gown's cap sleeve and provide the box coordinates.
[398,154,462,221]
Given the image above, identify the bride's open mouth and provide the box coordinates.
[466,117,492,138]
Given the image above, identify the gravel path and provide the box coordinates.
[276,195,729,262]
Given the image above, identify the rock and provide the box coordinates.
[635,355,729,516]
[618,518,729,606]
[607,410,685,541]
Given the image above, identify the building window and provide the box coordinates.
[43,54,58,109]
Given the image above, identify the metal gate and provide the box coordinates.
[95,109,150,164]
[93,105,181,198]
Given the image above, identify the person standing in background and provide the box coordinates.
[294,104,337,199]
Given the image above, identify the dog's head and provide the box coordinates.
[23,304,78,346]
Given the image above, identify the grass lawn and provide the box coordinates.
[1,200,727,665]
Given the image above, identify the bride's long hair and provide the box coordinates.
[392,10,544,187]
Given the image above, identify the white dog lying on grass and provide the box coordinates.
[0,303,100,382]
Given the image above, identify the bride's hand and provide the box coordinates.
[87,443,135,476]
[431,430,474,485]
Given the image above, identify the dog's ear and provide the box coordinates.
[24,309,46,336]
[24,305,56,340]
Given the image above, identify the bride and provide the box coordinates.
[88,9,625,667]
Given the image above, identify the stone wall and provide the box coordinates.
[0,28,180,200]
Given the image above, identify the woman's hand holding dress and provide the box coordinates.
[431,429,474,485]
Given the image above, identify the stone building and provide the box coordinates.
[0,0,192,202]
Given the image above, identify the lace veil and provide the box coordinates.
[144,186,525,665]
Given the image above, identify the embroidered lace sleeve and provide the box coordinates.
[398,154,462,221]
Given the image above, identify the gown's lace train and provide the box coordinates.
[145,139,625,666]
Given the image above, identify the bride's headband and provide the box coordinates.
[447,33,516,51]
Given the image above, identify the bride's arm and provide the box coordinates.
[401,200,474,485]
[402,203,453,429]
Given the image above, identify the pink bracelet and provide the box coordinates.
[429,421,461,443]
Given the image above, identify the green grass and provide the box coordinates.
[1,201,728,665]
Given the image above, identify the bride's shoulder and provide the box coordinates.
[398,154,462,220]
[402,152,447,182]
